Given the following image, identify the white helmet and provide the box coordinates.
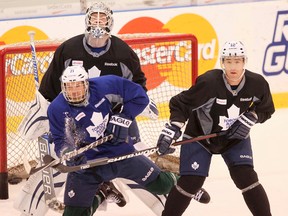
[220,41,247,60]
[61,66,89,106]
[85,2,114,38]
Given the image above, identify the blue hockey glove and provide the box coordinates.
[157,123,182,155]
[226,111,258,140]
[106,113,132,143]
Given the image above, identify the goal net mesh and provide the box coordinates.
[0,33,197,178]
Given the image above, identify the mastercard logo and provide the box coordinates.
[0,25,48,45]
[119,14,219,88]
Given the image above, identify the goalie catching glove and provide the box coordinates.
[106,113,132,143]
[157,123,182,155]
[226,111,258,140]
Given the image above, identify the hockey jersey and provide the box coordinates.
[39,34,146,102]
[47,75,149,159]
[169,69,275,152]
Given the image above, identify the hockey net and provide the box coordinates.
[0,33,197,181]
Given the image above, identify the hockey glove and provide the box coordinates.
[106,113,133,144]
[226,111,258,140]
[61,147,87,167]
[157,123,182,155]
[139,98,159,120]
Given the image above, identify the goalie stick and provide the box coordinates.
[14,31,65,216]
[33,131,226,174]
[27,31,60,211]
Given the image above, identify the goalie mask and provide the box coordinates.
[61,66,89,106]
[85,2,114,39]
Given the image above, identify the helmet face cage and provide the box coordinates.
[220,41,247,62]
[85,2,114,38]
[61,66,89,105]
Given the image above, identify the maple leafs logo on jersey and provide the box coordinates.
[88,65,101,78]
[86,112,109,139]
[218,104,240,130]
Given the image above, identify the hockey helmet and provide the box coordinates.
[61,66,89,106]
[220,41,247,60]
[85,2,114,38]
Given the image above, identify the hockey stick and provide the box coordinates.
[43,146,158,173]
[28,31,62,213]
[35,131,226,174]
[28,31,40,89]
[173,131,227,146]
[30,134,114,175]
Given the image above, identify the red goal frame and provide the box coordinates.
[0,33,198,199]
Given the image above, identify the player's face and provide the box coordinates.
[222,57,245,84]
[63,81,86,103]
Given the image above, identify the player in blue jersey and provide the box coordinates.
[157,41,274,216]
[47,65,178,216]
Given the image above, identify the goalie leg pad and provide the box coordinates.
[145,171,178,195]
[18,90,50,141]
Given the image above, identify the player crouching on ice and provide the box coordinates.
[47,65,210,216]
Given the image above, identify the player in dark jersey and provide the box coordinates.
[49,65,178,216]
[39,2,146,101]
[157,41,274,216]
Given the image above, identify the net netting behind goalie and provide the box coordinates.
[0,33,197,181]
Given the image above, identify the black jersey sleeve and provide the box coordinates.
[253,76,275,123]
[129,50,147,91]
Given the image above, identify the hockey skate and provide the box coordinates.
[193,188,210,204]
[99,181,127,207]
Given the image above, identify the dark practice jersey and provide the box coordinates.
[169,69,275,149]
[39,34,147,102]
[48,75,149,159]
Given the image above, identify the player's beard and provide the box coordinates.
[86,34,109,47]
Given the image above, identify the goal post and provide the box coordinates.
[0,47,8,199]
[0,33,198,199]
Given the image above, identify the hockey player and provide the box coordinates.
[48,65,178,216]
[157,41,275,216]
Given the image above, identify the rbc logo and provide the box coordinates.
[263,11,288,76]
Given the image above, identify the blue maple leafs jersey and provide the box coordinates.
[47,75,149,159]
